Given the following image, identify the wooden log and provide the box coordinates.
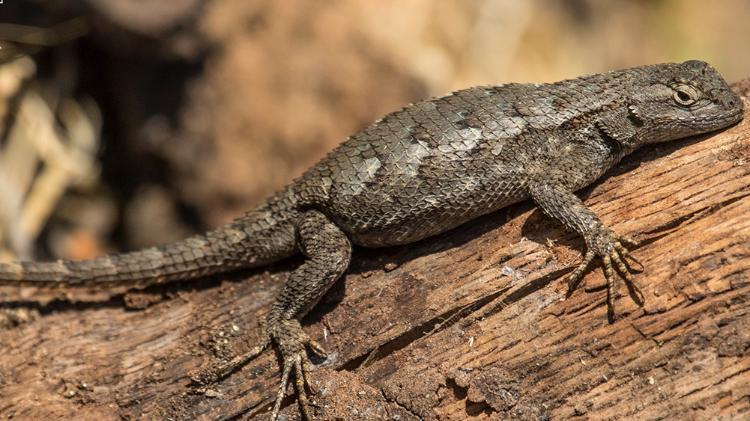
[1,81,749,420]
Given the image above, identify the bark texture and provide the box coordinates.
[1,81,750,420]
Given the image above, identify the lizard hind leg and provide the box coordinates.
[196,209,351,420]
[265,209,351,419]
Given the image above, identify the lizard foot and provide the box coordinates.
[192,317,326,420]
[565,229,644,322]
[265,317,326,420]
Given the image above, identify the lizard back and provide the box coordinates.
[294,61,742,247]
[296,70,636,246]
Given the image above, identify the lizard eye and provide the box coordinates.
[673,84,699,106]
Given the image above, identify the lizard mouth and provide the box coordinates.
[694,108,744,128]
[720,107,744,124]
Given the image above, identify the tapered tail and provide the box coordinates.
[0,192,299,287]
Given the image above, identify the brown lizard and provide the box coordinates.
[0,60,743,419]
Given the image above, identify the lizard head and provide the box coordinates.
[627,60,743,145]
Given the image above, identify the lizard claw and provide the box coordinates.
[192,317,325,420]
[272,347,316,420]
[267,317,325,420]
[190,333,270,386]
[565,229,644,322]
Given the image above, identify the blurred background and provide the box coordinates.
[0,0,748,263]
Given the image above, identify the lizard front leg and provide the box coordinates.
[195,209,351,420]
[527,181,644,322]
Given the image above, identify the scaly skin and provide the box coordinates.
[0,60,743,419]
[0,190,300,286]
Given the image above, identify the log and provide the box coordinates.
[1,81,749,420]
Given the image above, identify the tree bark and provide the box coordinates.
[1,81,749,421]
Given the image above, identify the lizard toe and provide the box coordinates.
[190,334,270,386]
[566,228,644,322]
[269,349,318,421]
[609,242,645,306]
[267,317,325,420]
[613,240,644,273]
[566,250,595,297]
[602,254,620,323]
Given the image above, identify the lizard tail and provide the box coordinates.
[0,193,299,287]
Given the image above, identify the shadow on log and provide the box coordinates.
[1,81,750,420]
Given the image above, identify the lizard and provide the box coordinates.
[0,60,742,419]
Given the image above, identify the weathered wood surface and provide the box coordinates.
[1,81,749,420]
